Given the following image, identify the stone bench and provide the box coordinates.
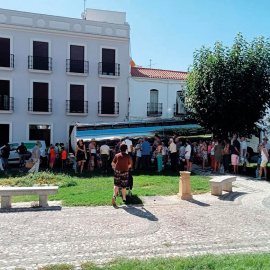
[209,176,236,196]
[0,186,59,209]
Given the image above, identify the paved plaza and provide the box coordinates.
[1,176,270,269]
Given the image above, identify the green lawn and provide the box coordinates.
[0,170,210,206]
[31,253,270,270]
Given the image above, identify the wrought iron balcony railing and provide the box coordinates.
[0,54,14,68]
[0,96,14,111]
[66,59,89,74]
[98,62,120,76]
[147,103,163,116]
[28,56,52,71]
[66,100,88,114]
[98,102,119,115]
[28,98,52,113]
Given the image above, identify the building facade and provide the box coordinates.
[129,67,188,120]
[0,8,130,147]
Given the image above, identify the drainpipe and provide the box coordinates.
[166,80,169,118]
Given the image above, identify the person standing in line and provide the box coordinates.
[17,142,27,167]
[61,147,67,169]
[256,143,269,180]
[49,145,56,170]
[184,141,192,171]
[223,139,231,173]
[201,141,208,171]
[214,139,223,173]
[263,137,270,154]
[210,141,215,170]
[231,135,240,174]
[135,139,142,170]
[88,139,96,171]
[111,144,132,205]
[75,139,86,173]
[240,137,248,173]
[207,141,212,165]
[141,137,151,170]
[1,144,10,170]
[179,141,186,171]
[29,141,41,173]
[54,143,59,168]
[168,138,177,170]
[155,141,163,172]
[124,136,133,168]
[100,141,110,173]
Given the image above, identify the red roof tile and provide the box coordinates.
[131,67,188,80]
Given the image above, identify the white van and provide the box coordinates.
[0,140,46,164]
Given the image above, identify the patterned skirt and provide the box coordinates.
[114,170,129,188]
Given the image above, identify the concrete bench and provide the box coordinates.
[209,176,236,196]
[0,186,58,209]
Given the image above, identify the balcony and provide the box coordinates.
[98,62,120,77]
[0,97,14,113]
[174,104,186,116]
[28,98,52,114]
[147,103,163,117]
[98,102,119,116]
[66,59,89,75]
[0,54,14,70]
[66,100,88,115]
[28,56,52,72]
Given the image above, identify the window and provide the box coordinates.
[29,82,51,113]
[66,45,88,74]
[175,91,185,115]
[99,86,119,115]
[147,89,162,116]
[0,80,12,111]
[99,48,120,76]
[66,84,88,114]
[28,41,51,71]
[29,125,51,147]
[0,37,13,68]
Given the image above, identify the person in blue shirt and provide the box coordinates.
[141,137,151,170]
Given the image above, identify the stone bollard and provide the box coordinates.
[177,171,193,200]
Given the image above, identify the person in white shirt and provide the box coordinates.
[185,141,192,171]
[240,137,248,172]
[124,136,133,169]
[135,139,142,169]
[100,141,110,172]
[168,138,177,170]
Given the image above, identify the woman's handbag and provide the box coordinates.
[25,161,34,169]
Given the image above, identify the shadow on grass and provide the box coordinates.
[122,205,158,221]
[0,206,62,213]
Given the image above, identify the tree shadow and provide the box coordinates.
[0,206,62,213]
[188,199,210,207]
[122,205,159,222]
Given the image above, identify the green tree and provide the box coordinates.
[185,33,270,137]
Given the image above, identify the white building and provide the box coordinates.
[0,8,130,148]
[129,67,188,120]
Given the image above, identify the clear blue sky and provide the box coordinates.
[1,0,270,71]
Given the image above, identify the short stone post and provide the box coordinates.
[177,171,193,200]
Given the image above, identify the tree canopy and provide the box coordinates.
[185,33,270,137]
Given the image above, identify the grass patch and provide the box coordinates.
[0,169,210,206]
[80,253,270,269]
[37,264,74,270]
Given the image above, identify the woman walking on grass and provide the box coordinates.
[111,144,132,205]
[75,139,86,173]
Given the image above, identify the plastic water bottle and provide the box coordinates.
[73,162,77,173]
[220,165,224,174]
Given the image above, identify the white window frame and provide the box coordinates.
[66,42,88,77]
[28,38,52,74]
[29,79,52,115]
[0,77,13,113]
[98,84,118,116]
[66,82,88,116]
[0,35,14,71]
[26,122,53,145]
[99,46,119,78]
